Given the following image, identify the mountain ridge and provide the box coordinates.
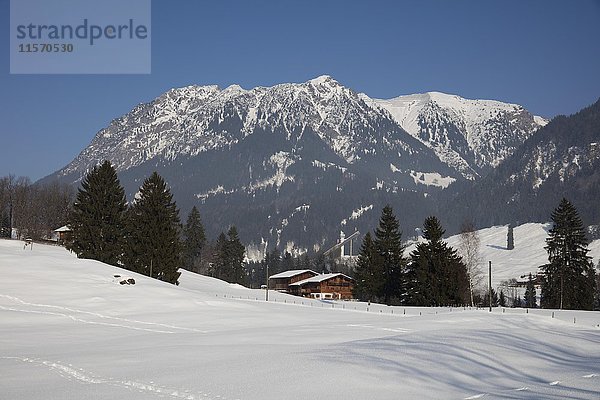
[441,98,600,232]
[363,91,547,178]
[40,76,553,253]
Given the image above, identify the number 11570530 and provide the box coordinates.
[18,43,74,53]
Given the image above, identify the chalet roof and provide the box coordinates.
[269,269,318,279]
[53,225,72,233]
[289,273,354,287]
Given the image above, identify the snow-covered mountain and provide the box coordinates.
[58,75,444,182]
[42,76,548,251]
[442,98,600,231]
[363,92,547,178]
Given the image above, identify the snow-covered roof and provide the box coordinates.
[269,269,318,279]
[289,273,354,286]
[53,225,72,232]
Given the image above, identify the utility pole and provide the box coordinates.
[561,239,567,310]
[488,261,492,312]
[150,259,153,278]
[560,273,563,310]
[265,262,269,302]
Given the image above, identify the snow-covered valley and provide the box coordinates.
[1,238,599,399]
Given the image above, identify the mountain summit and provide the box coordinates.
[43,76,547,253]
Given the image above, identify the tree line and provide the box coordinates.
[2,163,598,308]
[67,161,245,285]
[353,205,470,306]
[352,200,598,310]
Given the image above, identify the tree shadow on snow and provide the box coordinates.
[314,327,600,399]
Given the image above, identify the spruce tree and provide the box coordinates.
[595,261,600,310]
[408,216,469,306]
[507,225,514,250]
[312,252,326,274]
[210,227,246,284]
[68,160,127,266]
[541,198,596,310]
[182,206,206,273]
[353,232,382,302]
[210,232,228,279]
[124,172,182,284]
[225,226,246,284]
[373,205,407,305]
[524,273,537,308]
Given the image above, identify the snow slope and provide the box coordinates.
[408,222,600,289]
[1,239,599,399]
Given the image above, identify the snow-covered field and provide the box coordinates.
[1,238,599,399]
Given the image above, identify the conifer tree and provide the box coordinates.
[595,261,600,310]
[281,251,295,272]
[210,227,246,284]
[68,160,127,266]
[210,232,228,279]
[541,198,596,310]
[261,249,281,287]
[408,216,469,306]
[524,273,537,308]
[353,232,382,302]
[312,252,326,274]
[300,254,313,270]
[182,206,206,273]
[507,224,514,250]
[373,205,407,305]
[124,172,182,284]
[225,226,246,284]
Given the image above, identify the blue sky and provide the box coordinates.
[1,0,599,180]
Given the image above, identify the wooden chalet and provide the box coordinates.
[289,273,354,300]
[53,225,72,244]
[268,269,318,293]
